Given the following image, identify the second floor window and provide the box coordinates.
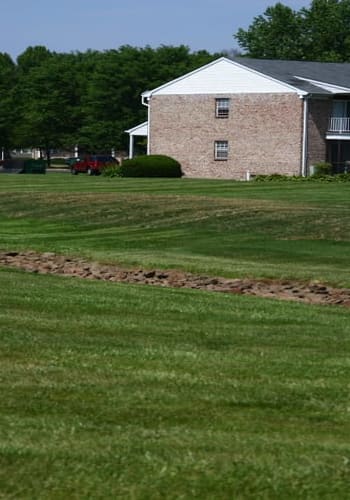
[215,98,230,118]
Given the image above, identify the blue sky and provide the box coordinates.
[2,0,311,60]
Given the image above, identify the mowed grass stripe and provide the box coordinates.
[0,177,349,285]
[1,172,350,203]
[0,268,350,498]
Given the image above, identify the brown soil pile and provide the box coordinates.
[1,250,350,308]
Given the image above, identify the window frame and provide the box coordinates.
[214,140,229,161]
[215,98,230,119]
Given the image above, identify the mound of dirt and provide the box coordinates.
[1,250,350,308]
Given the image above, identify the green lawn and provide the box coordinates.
[1,268,350,499]
[0,174,350,285]
[0,174,350,498]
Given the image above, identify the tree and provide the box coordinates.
[302,0,350,61]
[0,53,17,152]
[234,0,350,62]
[235,3,304,59]
[15,53,82,164]
[17,45,53,74]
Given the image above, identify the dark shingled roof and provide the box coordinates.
[233,58,350,95]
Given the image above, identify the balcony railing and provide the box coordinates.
[328,117,350,134]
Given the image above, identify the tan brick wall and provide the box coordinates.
[307,99,331,168]
[149,93,304,179]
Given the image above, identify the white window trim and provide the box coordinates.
[215,98,230,118]
[214,141,229,161]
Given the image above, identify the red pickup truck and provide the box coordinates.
[70,155,118,175]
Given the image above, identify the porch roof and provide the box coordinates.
[125,121,148,137]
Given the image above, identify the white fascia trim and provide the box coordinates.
[143,57,307,97]
[125,121,148,135]
[294,76,350,94]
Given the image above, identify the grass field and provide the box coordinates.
[1,174,350,285]
[0,174,350,498]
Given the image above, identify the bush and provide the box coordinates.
[336,173,350,182]
[253,174,303,182]
[311,162,333,176]
[118,155,182,178]
[252,172,350,183]
[307,173,350,182]
[101,164,121,178]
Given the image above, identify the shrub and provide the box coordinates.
[336,173,350,182]
[252,172,350,183]
[101,164,121,178]
[118,155,182,178]
[253,174,303,182]
[311,162,333,176]
[308,173,350,182]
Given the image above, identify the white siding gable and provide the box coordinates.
[146,57,303,96]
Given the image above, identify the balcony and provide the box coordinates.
[327,117,350,135]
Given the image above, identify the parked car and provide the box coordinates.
[70,155,118,175]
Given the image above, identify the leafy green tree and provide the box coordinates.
[302,0,350,61]
[17,45,53,73]
[0,53,17,153]
[235,0,350,62]
[15,53,81,164]
[235,3,304,59]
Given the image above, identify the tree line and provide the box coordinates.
[0,45,218,162]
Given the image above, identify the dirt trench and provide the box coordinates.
[1,250,350,308]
